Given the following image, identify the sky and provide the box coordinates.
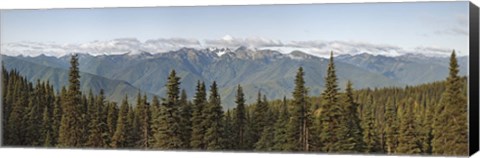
[0,1,470,57]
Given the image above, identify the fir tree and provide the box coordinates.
[51,87,66,145]
[42,105,53,147]
[86,90,108,148]
[244,109,256,150]
[179,89,193,149]
[190,81,208,149]
[362,95,380,153]
[149,95,160,147]
[432,50,468,155]
[223,110,235,150]
[126,100,136,148]
[134,92,150,148]
[111,95,130,148]
[152,70,183,149]
[255,98,276,151]
[340,81,365,153]
[58,54,84,147]
[25,90,42,146]
[420,98,434,154]
[384,97,398,154]
[273,97,289,151]
[234,85,247,150]
[251,90,269,147]
[396,100,421,154]
[203,81,225,150]
[319,52,345,152]
[106,102,118,144]
[285,67,310,151]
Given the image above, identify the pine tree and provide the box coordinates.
[126,100,136,148]
[106,102,119,145]
[179,89,192,149]
[273,97,289,151]
[412,98,426,154]
[51,87,66,145]
[244,109,256,150]
[190,81,207,149]
[432,50,468,155]
[233,85,247,150]
[149,95,160,147]
[285,67,310,151]
[85,90,95,134]
[86,90,107,148]
[111,95,130,148]
[134,92,150,148]
[152,70,183,149]
[58,54,84,147]
[251,90,269,147]
[42,105,53,147]
[420,98,434,154]
[384,97,398,154]
[340,81,365,153]
[8,78,29,145]
[223,110,235,150]
[396,100,421,154]
[25,89,42,146]
[204,81,225,150]
[362,95,380,153]
[255,97,276,151]
[318,52,345,152]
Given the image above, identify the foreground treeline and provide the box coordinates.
[2,51,467,156]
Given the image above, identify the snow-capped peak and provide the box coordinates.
[206,47,232,57]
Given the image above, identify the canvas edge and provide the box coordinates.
[469,1,479,156]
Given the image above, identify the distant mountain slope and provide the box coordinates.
[2,55,154,103]
[337,53,468,85]
[4,48,468,109]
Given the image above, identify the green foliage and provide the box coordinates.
[251,91,269,147]
[111,95,130,148]
[272,97,289,151]
[384,97,398,154]
[134,92,150,148]
[190,81,207,149]
[285,67,311,151]
[152,70,183,149]
[431,51,468,156]
[179,89,193,149]
[339,81,365,153]
[223,110,235,150]
[396,100,421,154]
[58,54,85,147]
[233,85,247,150]
[255,99,277,151]
[318,52,348,152]
[106,102,119,145]
[1,50,468,156]
[204,81,225,150]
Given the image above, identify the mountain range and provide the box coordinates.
[1,47,468,109]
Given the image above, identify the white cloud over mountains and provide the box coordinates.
[1,36,459,57]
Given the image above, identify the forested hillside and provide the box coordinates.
[3,48,468,108]
[1,51,468,156]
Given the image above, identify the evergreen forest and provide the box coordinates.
[1,51,468,156]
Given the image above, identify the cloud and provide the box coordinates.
[273,40,404,57]
[144,38,202,52]
[1,36,459,58]
[432,14,469,36]
[204,36,284,48]
[412,46,456,56]
[434,27,468,36]
[1,38,203,57]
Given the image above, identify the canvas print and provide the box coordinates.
[0,1,475,156]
